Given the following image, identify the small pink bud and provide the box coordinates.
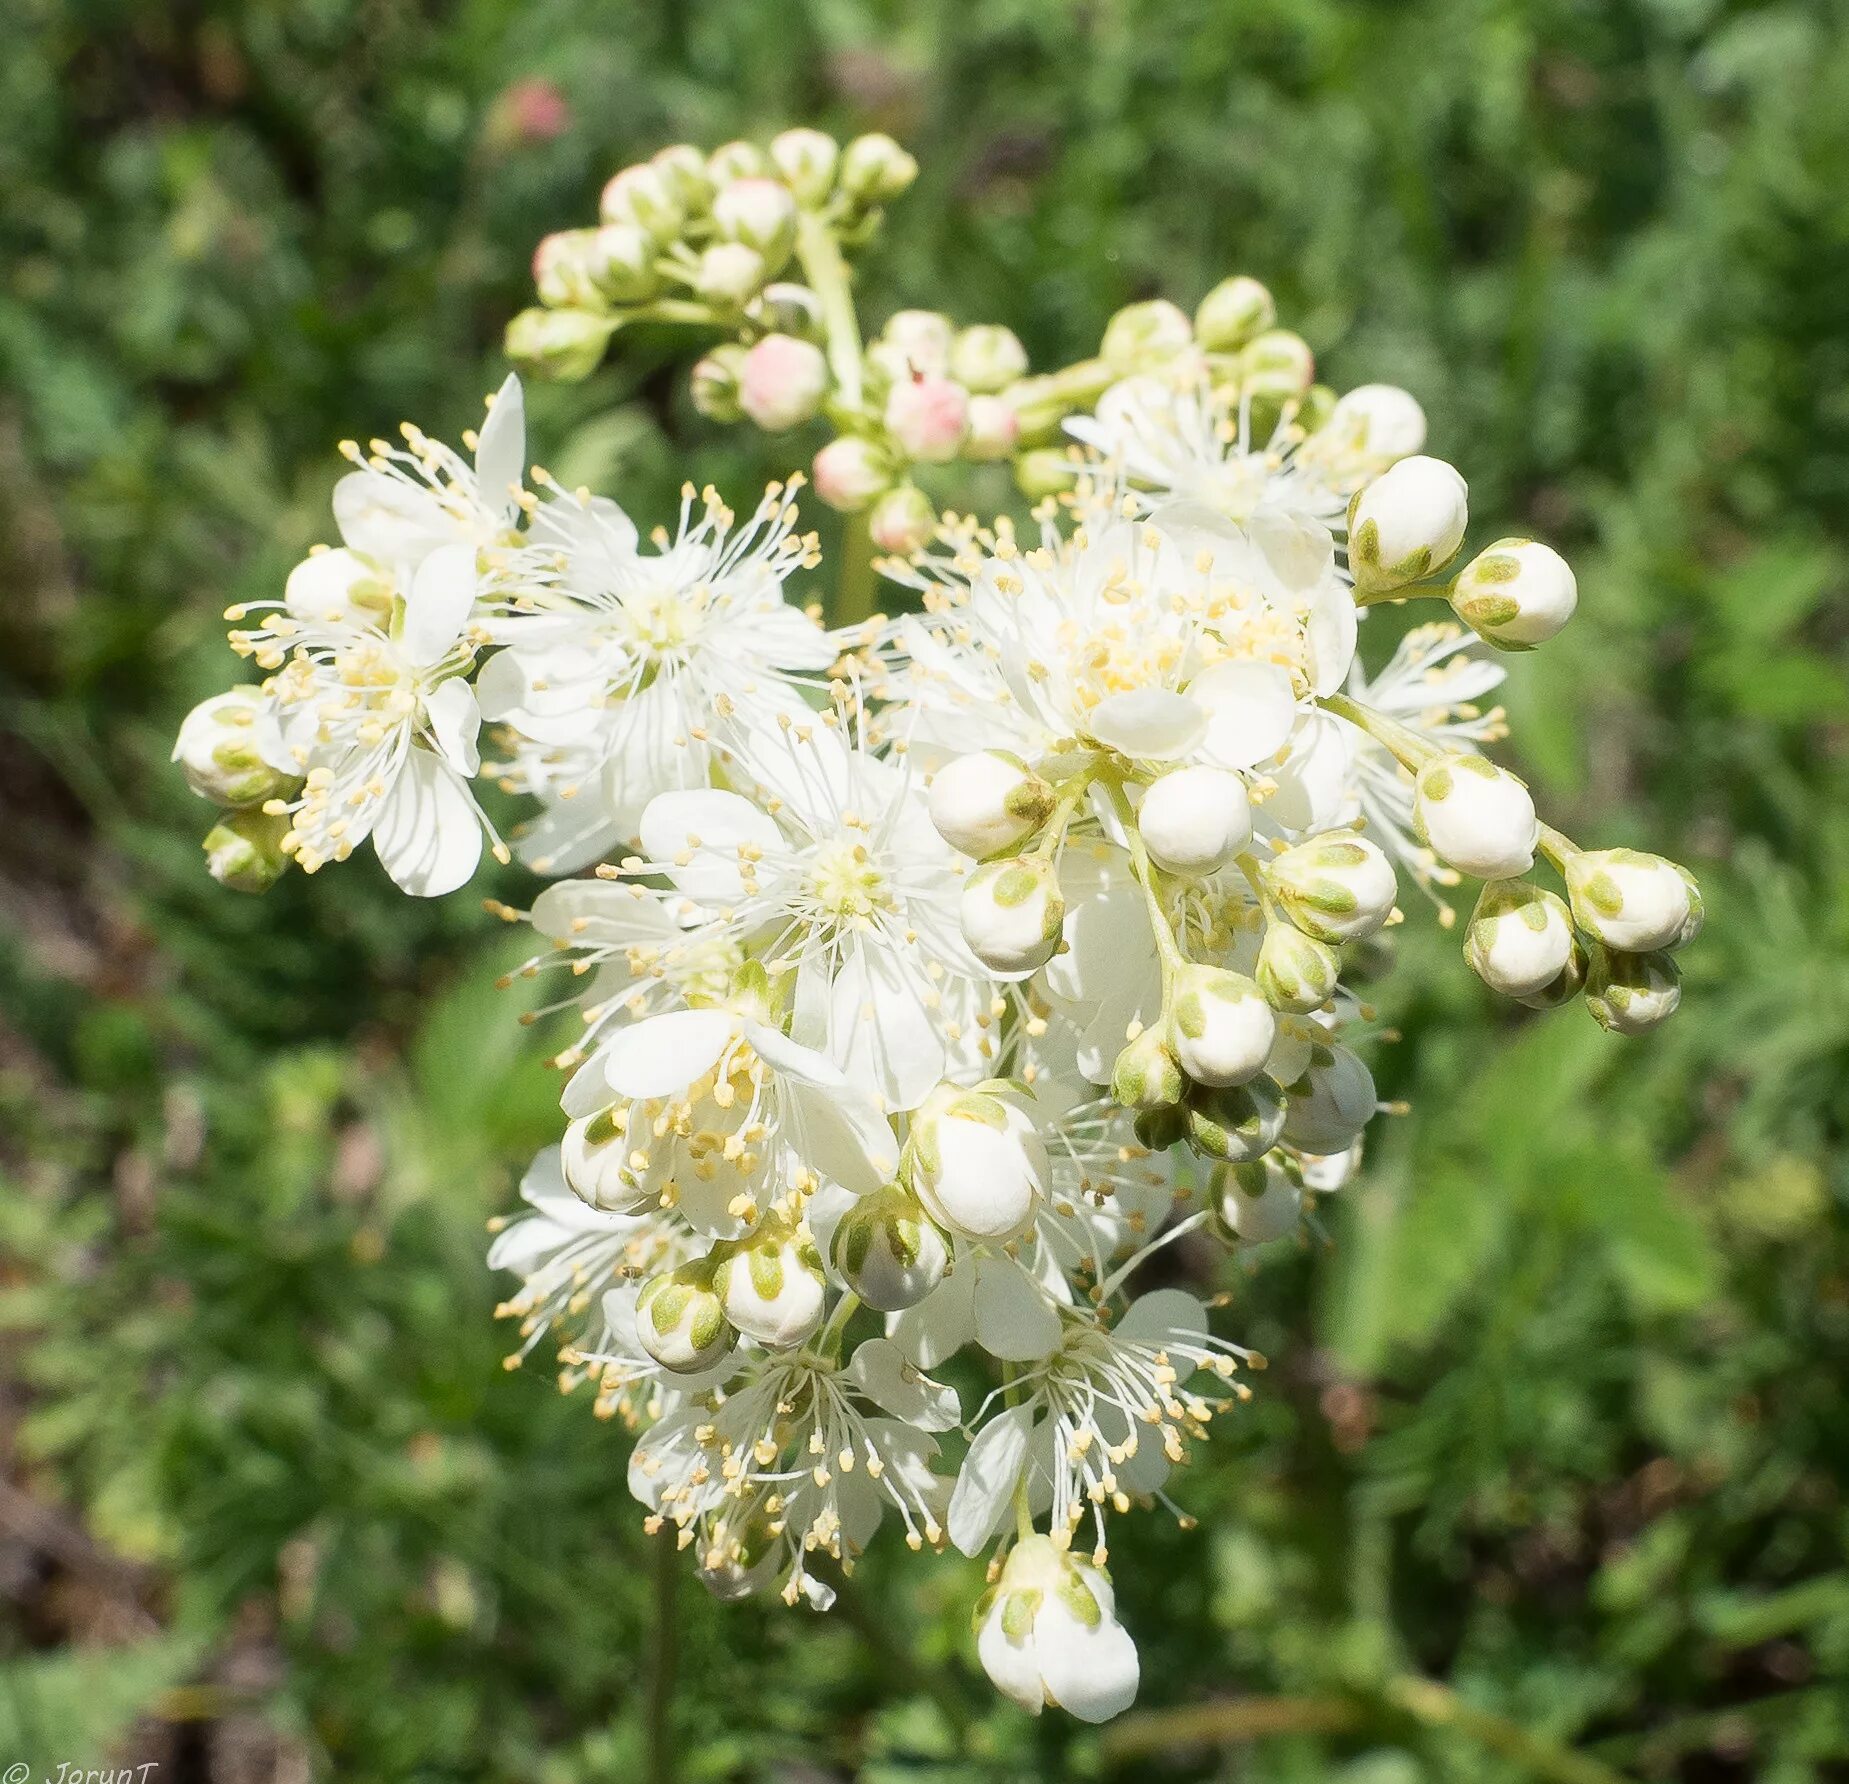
[738,334,829,433]
[812,437,892,512]
[963,395,1019,462]
[885,374,969,464]
[869,485,937,555]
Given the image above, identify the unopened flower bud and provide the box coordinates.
[693,241,769,309]
[879,309,955,375]
[532,229,599,307]
[959,856,1065,977]
[1516,937,1591,1010]
[173,688,296,807]
[560,1107,647,1211]
[886,374,970,462]
[1264,833,1398,943]
[1585,947,1682,1036]
[1111,1028,1185,1111]
[950,324,1029,394]
[738,334,829,432]
[599,163,685,242]
[650,143,714,213]
[714,1220,827,1348]
[636,1259,736,1374]
[504,306,615,382]
[587,222,660,304]
[1212,1155,1302,1244]
[1450,538,1578,650]
[1184,1076,1287,1164]
[712,178,797,268]
[203,808,291,893]
[811,436,893,512]
[1255,921,1340,1013]
[1138,765,1252,876]
[1463,881,1575,999]
[1100,299,1194,374]
[830,1184,949,1311]
[1347,455,1469,594]
[706,139,768,184]
[1671,866,1704,949]
[963,395,1020,461]
[1412,753,1538,880]
[1565,848,1695,954]
[1194,275,1276,351]
[768,127,840,204]
[689,343,748,422]
[928,751,1055,859]
[977,1534,1139,1722]
[1133,1103,1189,1152]
[1168,965,1277,1089]
[1298,383,1427,490]
[909,1085,1048,1242]
[285,548,393,627]
[1280,1043,1377,1155]
[1234,329,1315,401]
[1013,448,1080,498]
[868,484,937,556]
[839,133,918,205]
[746,281,824,342]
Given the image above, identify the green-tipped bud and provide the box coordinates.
[1564,848,1696,954]
[598,163,685,243]
[1279,1043,1376,1155]
[586,222,661,304]
[909,1084,1048,1242]
[868,483,937,556]
[768,127,840,205]
[1100,299,1194,375]
[1585,947,1681,1036]
[1194,275,1277,351]
[811,436,893,512]
[650,143,714,214]
[1463,880,1574,1000]
[1168,964,1276,1089]
[1346,455,1469,595]
[830,1183,950,1311]
[560,1106,649,1212]
[1234,328,1315,402]
[950,324,1029,394]
[504,306,616,382]
[690,343,748,423]
[1212,1154,1303,1244]
[745,281,825,343]
[1111,1028,1185,1111]
[712,177,797,266]
[693,241,769,310]
[839,133,918,205]
[1184,1077,1287,1165]
[927,750,1055,860]
[1516,937,1591,1010]
[1256,921,1341,1013]
[705,140,768,185]
[203,808,291,894]
[1450,538,1577,650]
[958,856,1065,977]
[636,1258,737,1374]
[173,688,298,808]
[714,1220,827,1348]
[1263,833,1398,944]
[1133,1104,1189,1152]
[1411,753,1539,881]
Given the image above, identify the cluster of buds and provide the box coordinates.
[176,128,1701,1725]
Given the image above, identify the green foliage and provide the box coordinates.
[3,0,1846,1779]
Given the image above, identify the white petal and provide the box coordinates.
[1116,1287,1209,1350]
[516,791,625,880]
[1035,1591,1139,1722]
[1083,689,1206,761]
[846,1338,961,1432]
[600,1009,738,1099]
[887,1265,976,1370]
[949,1402,1035,1557]
[561,1051,616,1119]
[747,1022,899,1192]
[529,879,679,946]
[1305,584,1358,697]
[372,746,483,897]
[1264,712,1354,835]
[473,373,525,519]
[423,677,481,775]
[402,543,478,666]
[828,943,946,1114]
[639,789,782,906]
[973,1255,1064,1360]
[1191,659,1297,769]
[977,1607,1047,1714]
[332,468,450,567]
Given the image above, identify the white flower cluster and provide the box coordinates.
[175,132,1701,1725]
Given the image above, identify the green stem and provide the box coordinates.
[835,510,877,628]
[1317,691,1444,772]
[645,1528,679,1784]
[1110,781,1185,980]
[796,210,863,409]
[1535,821,1579,874]
[1376,1675,1634,1784]
[1350,578,1455,610]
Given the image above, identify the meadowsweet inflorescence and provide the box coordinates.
[175,129,1700,1722]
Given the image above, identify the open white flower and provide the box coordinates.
[976,1535,1139,1722]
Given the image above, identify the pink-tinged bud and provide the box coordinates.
[812,437,893,512]
[711,177,797,269]
[869,485,937,555]
[532,230,597,307]
[885,374,969,463]
[963,394,1019,461]
[485,77,570,151]
[738,334,829,433]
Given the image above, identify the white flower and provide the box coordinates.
[976,1535,1139,1722]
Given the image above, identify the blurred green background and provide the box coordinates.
[3,1,1847,1779]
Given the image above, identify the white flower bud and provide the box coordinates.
[838,133,918,205]
[598,163,685,242]
[1168,966,1277,1089]
[202,808,290,894]
[1463,881,1575,999]
[504,306,614,382]
[1565,848,1694,954]
[1411,753,1538,880]
[1451,538,1578,650]
[812,436,893,512]
[738,334,829,432]
[959,856,1065,976]
[1013,448,1080,499]
[1347,455,1469,594]
[768,127,840,204]
[690,343,747,422]
[714,1221,827,1348]
[950,324,1029,393]
[561,1108,649,1212]
[1671,866,1704,949]
[909,1086,1048,1242]
[830,1184,949,1312]
[1213,1156,1302,1244]
[1194,275,1276,351]
[1138,766,1252,876]
[745,281,824,341]
[963,395,1020,461]
[693,241,769,309]
[1111,1028,1185,1111]
[711,177,797,267]
[1264,834,1398,943]
[1585,948,1682,1036]
[587,222,661,304]
[1516,938,1591,1011]
[977,1535,1139,1723]
[1100,299,1193,374]
[173,688,296,807]
[868,484,937,556]
[1184,1077,1287,1164]
[1255,922,1340,1013]
[1298,383,1427,490]
[706,140,768,184]
[886,374,970,462]
[286,548,393,627]
[636,1261,736,1374]
[1280,1043,1377,1155]
[532,229,599,307]
[929,751,1056,859]
[650,144,713,214]
[1234,328,1315,402]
